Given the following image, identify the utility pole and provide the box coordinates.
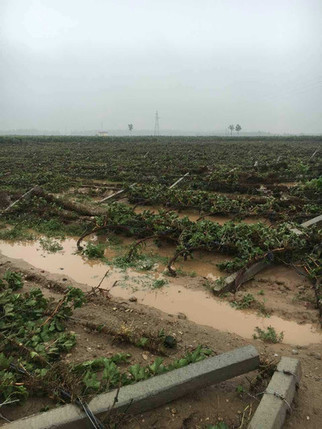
[154,110,160,136]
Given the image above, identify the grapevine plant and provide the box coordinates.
[0,271,212,408]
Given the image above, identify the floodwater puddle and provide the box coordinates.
[110,284,322,346]
[0,238,321,346]
[0,238,138,290]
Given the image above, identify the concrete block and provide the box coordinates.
[4,345,259,429]
[248,357,301,429]
[213,259,271,295]
[213,272,237,295]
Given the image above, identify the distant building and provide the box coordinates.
[97,131,108,137]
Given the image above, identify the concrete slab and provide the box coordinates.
[4,345,259,429]
[248,357,301,429]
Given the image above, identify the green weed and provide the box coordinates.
[231,293,255,309]
[39,237,63,253]
[83,243,105,259]
[152,279,167,289]
[253,326,284,343]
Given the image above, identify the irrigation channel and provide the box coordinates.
[0,236,321,346]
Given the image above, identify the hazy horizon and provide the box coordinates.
[1,0,322,134]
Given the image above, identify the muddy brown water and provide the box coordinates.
[0,238,321,346]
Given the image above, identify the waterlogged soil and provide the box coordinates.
[0,252,321,429]
[128,204,270,225]
[0,237,321,347]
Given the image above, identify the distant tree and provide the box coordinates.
[228,124,234,136]
[235,124,242,135]
[128,124,133,134]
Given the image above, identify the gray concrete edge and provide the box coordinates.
[4,345,259,429]
[248,356,301,429]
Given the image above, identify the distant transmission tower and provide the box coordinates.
[154,110,160,136]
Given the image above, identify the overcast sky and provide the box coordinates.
[1,0,321,134]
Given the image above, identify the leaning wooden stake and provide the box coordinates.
[0,186,37,215]
[98,183,136,204]
[169,172,189,189]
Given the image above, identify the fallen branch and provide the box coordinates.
[167,246,203,276]
[87,270,111,298]
[41,296,67,328]
[76,224,132,251]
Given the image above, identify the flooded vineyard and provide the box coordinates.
[0,135,321,427]
[0,236,320,346]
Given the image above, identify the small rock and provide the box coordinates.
[171,408,177,415]
[292,349,299,355]
[308,352,321,360]
[142,354,148,361]
[129,296,137,302]
[177,312,187,320]
[164,335,177,348]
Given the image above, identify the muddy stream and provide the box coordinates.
[0,238,321,346]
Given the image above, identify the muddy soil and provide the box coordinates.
[0,251,321,428]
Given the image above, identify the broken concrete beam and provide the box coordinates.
[213,272,238,295]
[98,183,136,204]
[290,214,322,235]
[213,259,271,296]
[248,356,301,429]
[169,172,189,189]
[301,214,322,228]
[309,149,319,161]
[0,186,37,215]
[4,345,259,429]
[213,213,322,295]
